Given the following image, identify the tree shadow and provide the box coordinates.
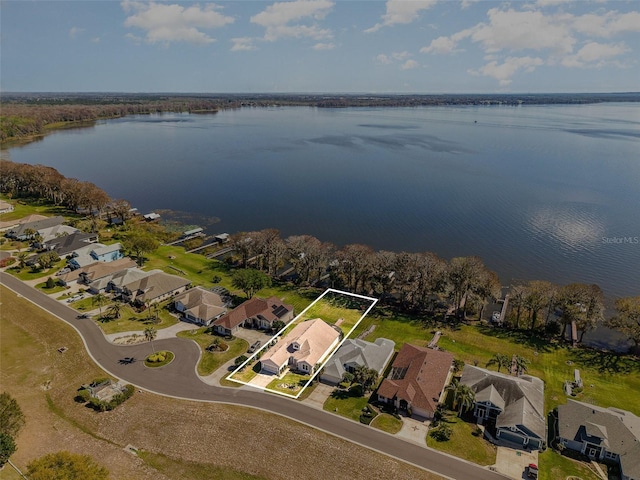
[568,347,639,375]
[476,324,557,353]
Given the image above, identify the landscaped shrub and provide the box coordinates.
[234,355,248,366]
[429,424,453,442]
[75,389,90,403]
[0,257,15,268]
[45,276,56,288]
[148,352,167,363]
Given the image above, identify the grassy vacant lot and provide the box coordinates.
[177,328,248,376]
[0,195,76,222]
[0,285,443,480]
[6,259,67,281]
[426,413,497,466]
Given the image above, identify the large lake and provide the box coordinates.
[6,104,640,307]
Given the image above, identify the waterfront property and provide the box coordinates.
[68,242,123,269]
[321,337,395,385]
[377,343,454,419]
[43,231,99,257]
[5,215,65,240]
[120,270,191,306]
[557,400,640,480]
[212,296,294,336]
[80,258,138,293]
[173,286,228,326]
[460,365,546,451]
[0,200,14,214]
[260,318,341,375]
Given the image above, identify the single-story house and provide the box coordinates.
[43,231,99,257]
[0,214,47,232]
[557,400,640,480]
[174,286,228,326]
[321,337,395,385]
[260,318,341,376]
[36,224,80,244]
[211,296,294,336]
[377,344,454,419]
[81,258,138,293]
[6,215,65,240]
[121,271,191,305]
[106,268,155,296]
[460,365,546,451]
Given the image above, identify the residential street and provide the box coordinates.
[1,272,507,480]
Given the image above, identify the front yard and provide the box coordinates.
[426,412,497,466]
[265,371,310,395]
[323,388,371,422]
[370,413,403,434]
[177,328,248,376]
[92,303,178,335]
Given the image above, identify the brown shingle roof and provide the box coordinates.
[377,344,453,415]
[213,296,293,330]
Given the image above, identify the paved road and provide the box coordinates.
[1,272,507,480]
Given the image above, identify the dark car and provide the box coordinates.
[526,464,538,479]
[76,313,90,319]
[248,341,261,354]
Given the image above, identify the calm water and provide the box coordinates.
[6,105,640,307]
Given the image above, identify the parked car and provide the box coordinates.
[76,313,90,319]
[248,341,261,353]
[526,463,538,479]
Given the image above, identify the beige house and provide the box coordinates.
[260,318,341,376]
[212,296,294,336]
[174,287,228,326]
[121,271,191,305]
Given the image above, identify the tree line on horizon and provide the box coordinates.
[1,159,638,351]
[3,92,638,143]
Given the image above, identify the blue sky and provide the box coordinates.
[1,0,639,93]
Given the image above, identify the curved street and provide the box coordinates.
[1,272,507,480]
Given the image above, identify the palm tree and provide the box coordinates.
[92,293,108,318]
[107,303,122,319]
[513,355,530,375]
[486,353,509,373]
[448,381,476,417]
[16,252,28,270]
[144,326,157,353]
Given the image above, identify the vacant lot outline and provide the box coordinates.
[226,288,377,399]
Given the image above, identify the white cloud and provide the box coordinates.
[376,53,392,65]
[470,8,576,54]
[122,1,234,45]
[421,35,459,54]
[251,0,334,41]
[572,11,640,38]
[69,26,85,39]
[561,41,628,68]
[401,59,419,70]
[91,37,101,43]
[125,32,143,45]
[313,42,335,50]
[535,0,573,7]
[231,37,256,52]
[461,0,479,9]
[469,56,544,85]
[391,51,411,61]
[366,0,437,33]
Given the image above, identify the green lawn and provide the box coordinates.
[94,303,178,335]
[538,449,600,480]
[6,259,67,281]
[370,413,403,434]
[265,371,310,395]
[177,328,248,376]
[0,195,77,222]
[230,360,261,383]
[323,389,370,422]
[299,290,375,336]
[426,413,497,466]
[35,280,67,294]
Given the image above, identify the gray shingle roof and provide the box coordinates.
[461,365,545,440]
[558,400,640,479]
[322,338,395,383]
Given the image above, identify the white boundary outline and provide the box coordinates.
[226,288,378,399]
